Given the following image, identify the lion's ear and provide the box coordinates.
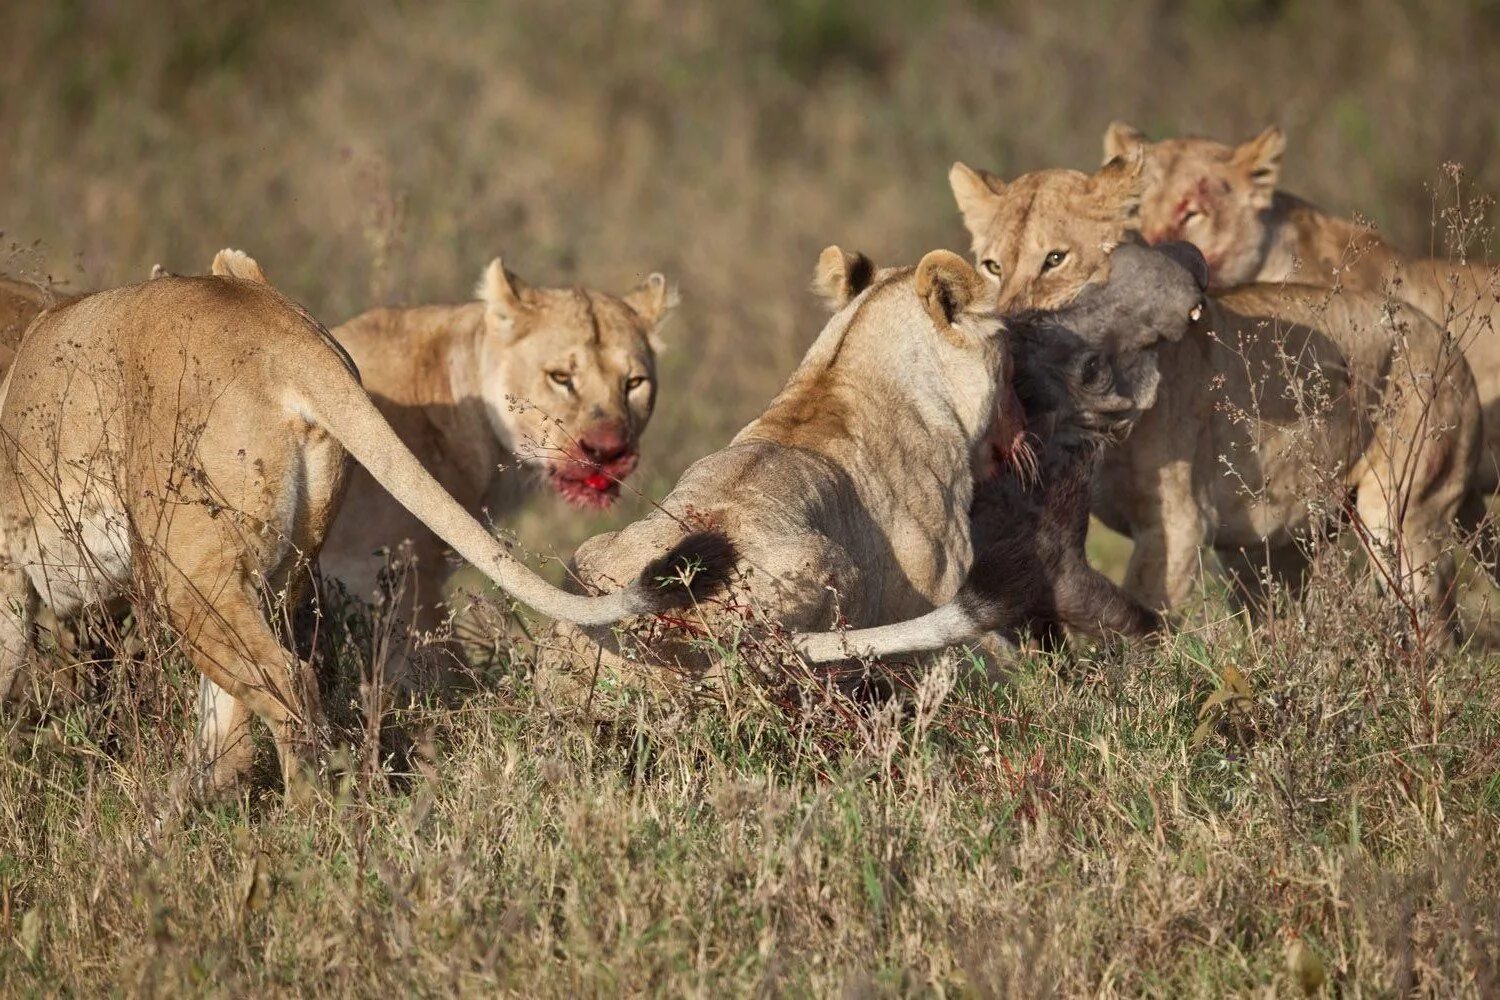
[211,249,269,284]
[811,246,876,311]
[623,272,679,327]
[949,162,1006,236]
[1233,125,1285,207]
[916,250,989,331]
[1102,121,1148,165]
[1090,148,1146,222]
[149,264,173,280]
[476,257,528,327]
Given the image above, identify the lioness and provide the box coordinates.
[322,261,674,634]
[1101,122,1500,497]
[535,248,1009,704]
[949,160,1482,636]
[794,241,1207,662]
[0,251,728,794]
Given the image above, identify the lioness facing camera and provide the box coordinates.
[321,259,674,643]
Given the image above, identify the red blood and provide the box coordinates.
[585,472,612,492]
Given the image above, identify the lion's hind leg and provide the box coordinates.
[162,562,326,800]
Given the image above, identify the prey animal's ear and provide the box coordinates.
[1090,147,1146,222]
[949,162,1006,236]
[915,249,990,331]
[811,245,876,310]
[211,249,269,284]
[1102,120,1149,165]
[1232,125,1285,207]
[476,257,528,327]
[623,272,679,327]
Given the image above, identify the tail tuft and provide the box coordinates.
[633,529,738,613]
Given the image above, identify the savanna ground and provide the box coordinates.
[2,0,1499,994]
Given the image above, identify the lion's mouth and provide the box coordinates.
[546,451,640,510]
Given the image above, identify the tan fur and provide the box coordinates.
[535,248,1009,706]
[1106,123,1500,493]
[950,153,1144,312]
[0,253,698,795]
[0,278,75,380]
[954,168,1482,637]
[320,260,671,637]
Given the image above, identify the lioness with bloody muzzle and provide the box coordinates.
[321,259,674,635]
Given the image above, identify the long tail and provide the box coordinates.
[286,365,734,626]
[792,601,992,663]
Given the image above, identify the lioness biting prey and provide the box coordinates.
[794,241,1209,662]
[950,158,1482,637]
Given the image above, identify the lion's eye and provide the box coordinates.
[981,259,1002,278]
[548,371,574,388]
[1042,250,1068,272]
[625,375,648,392]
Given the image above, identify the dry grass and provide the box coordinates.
[1,579,1495,995]
[2,0,1499,995]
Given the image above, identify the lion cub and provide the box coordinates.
[321,261,674,632]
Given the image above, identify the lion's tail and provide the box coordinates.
[791,598,999,663]
[285,353,735,626]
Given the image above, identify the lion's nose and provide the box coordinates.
[578,422,632,464]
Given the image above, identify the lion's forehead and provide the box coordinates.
[502,306,653,423]
[983,175,1122,254]
[1153,141,1244,193]
[511,293,651,364]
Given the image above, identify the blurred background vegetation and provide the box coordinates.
[4,0,1500,563]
